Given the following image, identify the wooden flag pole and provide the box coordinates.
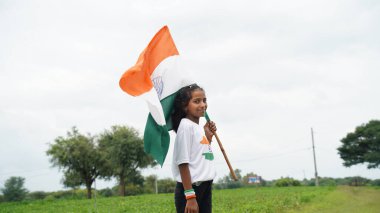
[205,112,238,181]
[213,131,238,181]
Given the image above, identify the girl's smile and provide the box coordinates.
[185,89,207,124]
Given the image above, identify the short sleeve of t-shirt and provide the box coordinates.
[173,122,193,165]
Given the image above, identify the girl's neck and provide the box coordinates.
[186,115,200,124]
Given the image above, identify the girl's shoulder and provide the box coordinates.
[177,118,204,142]
[177,118,197,132]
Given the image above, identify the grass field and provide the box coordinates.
[0,186,379,213]
[287,186,380,213]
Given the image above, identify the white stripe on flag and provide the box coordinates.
[140,87,166,126]
[151,55,194,101]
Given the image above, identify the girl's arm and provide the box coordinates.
[179,163,198,213]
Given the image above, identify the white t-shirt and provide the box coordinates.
[172,118,216,183]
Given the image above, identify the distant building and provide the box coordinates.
[248,176,261,184]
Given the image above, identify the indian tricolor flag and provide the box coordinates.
[119,26,193,166]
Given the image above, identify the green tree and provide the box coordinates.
[338,120,380,169]
[215,169,243,189]
[46,127,106,199]
[98,125,155,196]
[61,170,83,189]
[0,176,28,202]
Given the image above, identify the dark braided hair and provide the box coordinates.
[171,84,204,133]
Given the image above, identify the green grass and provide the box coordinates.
[212,186,332,213]
[0,186,379,213]
[287,186,380,213]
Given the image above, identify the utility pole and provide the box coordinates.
[311,128,319,186]
[155,178,158,194]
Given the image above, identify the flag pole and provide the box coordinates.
[214,131,238,181]
[205,112,238,181]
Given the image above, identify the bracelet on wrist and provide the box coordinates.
[186,194,196,200]
[184,189,196,200]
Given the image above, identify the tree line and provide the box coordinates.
[214,169,380,189]
[1,119,379,202]
[0,175,179,202]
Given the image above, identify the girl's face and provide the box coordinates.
[185,89,207,123]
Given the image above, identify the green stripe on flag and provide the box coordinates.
[143,92,177,166]
[161,92,177,131]
[144,115,170,166]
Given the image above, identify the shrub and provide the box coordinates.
[46,189,87,200]
[371,179,380,186]
[125,184,144,196]
[27,191,47,200]
[275,177,301,187]
[346,176,371,186]
[44,195,55,201]
[157,178,176,193]
[98,188,114,197]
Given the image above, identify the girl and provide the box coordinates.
[171,84,217,213]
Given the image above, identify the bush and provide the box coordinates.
[143,175,157,194]
[26,191,47,200]
[275,177,301,187]
[322,179,337,186]
[125,184,144,196]
[314,177,337,186]
[346,176,371,186]
[215,173,244,190]
[44,195,55,201]
[45,189,87,200]
[157,178,176,193]
[214,181,243,190]
[371,179,380,186]
[98,188,114,197]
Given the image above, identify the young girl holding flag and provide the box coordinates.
[171,84,217,213]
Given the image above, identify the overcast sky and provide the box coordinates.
[1,0,380,192]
